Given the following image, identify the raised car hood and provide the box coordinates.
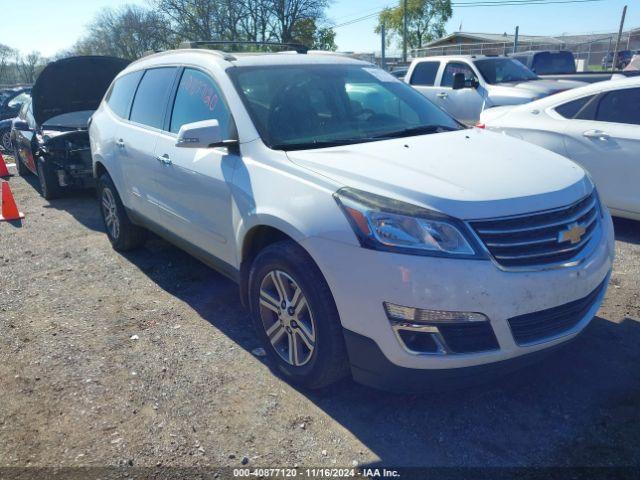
[287,129,592,220]
[32,56,130,126]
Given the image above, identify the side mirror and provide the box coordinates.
[13,121,29,131]
[452,72,466,90]
[176,119,237,149]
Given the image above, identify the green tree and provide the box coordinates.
[291,18,337,50]
[314,26,337,51]
[376,0,452,50]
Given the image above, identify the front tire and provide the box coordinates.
[36,157,62,200]
[97,173,146,251]
[248,240,349,389]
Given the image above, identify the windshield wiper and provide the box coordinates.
[369,124,460,139]
[271,138,380,151]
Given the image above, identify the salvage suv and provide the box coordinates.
[89,45,614,391]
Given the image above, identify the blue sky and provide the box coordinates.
[0,0,637,56]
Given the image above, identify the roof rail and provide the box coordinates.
[180,40,309,54]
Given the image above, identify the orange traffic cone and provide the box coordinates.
[0,152,12,178]
[0,181,24,221]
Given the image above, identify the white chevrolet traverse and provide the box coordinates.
[89,47,614,391]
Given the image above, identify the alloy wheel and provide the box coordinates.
[101,187,120,240]
[1,131,11,152]
[258,270,316,367]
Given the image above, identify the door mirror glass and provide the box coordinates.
[452,72,466,90]
[176,119,236,148]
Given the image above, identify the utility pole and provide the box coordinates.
[612,5,627,71]
[381,23,387,70]
[513,26,519,54]
[402,0,408,63]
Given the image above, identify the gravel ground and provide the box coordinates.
[1,158,639,475]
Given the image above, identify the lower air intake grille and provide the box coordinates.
[508,279,607,346]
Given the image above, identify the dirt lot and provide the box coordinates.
[1,157,639,475]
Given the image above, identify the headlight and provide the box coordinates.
[334,188,484,258]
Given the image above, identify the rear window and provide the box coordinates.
[531,52,576,75]
[130,68,177,129]
[106,71,143,119]
[410,61,439,86]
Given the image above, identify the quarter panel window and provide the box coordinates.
[595,88,640,125]
[170,69,230,134]
[106,70,144,119]
[410,62,440,86]
[441,62,476,87]
[555,95,595,119]
[130,68,177,129]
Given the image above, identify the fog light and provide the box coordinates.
[384,302,488,323]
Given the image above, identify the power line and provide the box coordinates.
[330,0,607,28]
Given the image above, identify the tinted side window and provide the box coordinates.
[106,71,144,119]
[555,95,595,119]
[130,68,177,129]
[410,62,440,86]
[595,88,640,125]
[441,62,476,87]
[170,69,230,134]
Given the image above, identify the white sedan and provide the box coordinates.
[480,76,640,221]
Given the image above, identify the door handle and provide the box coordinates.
[156,154,172,165]
[116,139,125,148]
[583,130,610,141]
[436,92,448,99]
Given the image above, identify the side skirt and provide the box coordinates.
[125,207,240,284]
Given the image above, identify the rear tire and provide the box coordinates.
[36,157,62,200]
[248,240,350,389]
[97,173,147,251]
[1,129,11,153]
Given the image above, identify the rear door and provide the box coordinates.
[117,67,178,223]
[407,60,440,103]
[152,67,239,266]
[562,86,640,216]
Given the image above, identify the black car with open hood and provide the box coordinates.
[13,56,129,199]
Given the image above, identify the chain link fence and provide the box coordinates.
[409,30,640,70]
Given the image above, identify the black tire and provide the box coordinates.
[14,147,29,177]
[36,156,62,200]
[248,240,350,389]
[97,173,146,251]
[0,129,11,153]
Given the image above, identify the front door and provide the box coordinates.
[438,62,484,124]
[153,68,239,266]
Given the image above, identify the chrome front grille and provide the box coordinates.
[470,192,600,268]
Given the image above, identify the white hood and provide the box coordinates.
[287,129,592,220]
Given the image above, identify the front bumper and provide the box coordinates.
[300,212,614,387]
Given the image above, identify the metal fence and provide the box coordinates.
[409,30,640,69]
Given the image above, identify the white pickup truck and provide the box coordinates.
[405,55,587,124]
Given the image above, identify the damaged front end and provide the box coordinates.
[36,130,94,189]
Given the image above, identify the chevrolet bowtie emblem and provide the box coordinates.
[558,222,587,244]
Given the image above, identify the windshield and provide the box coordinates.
[474,58,539,84]
[228,64,461,150]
